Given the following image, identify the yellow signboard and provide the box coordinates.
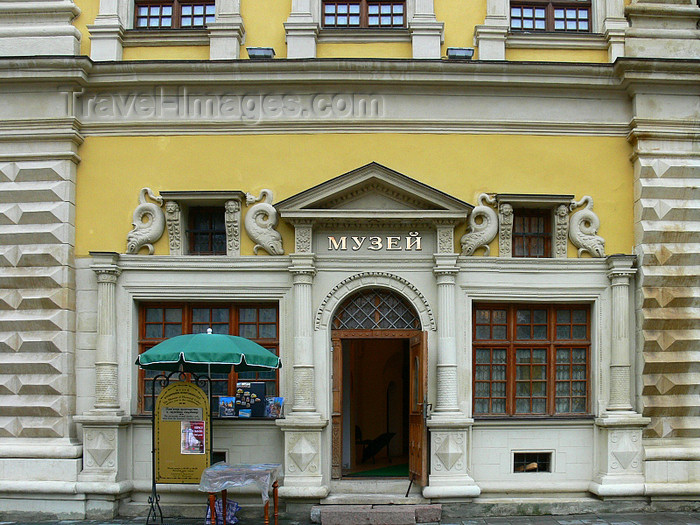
[155,381,210,483]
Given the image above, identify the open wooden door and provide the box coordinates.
[331,337,342,479]
[408,332,428,486]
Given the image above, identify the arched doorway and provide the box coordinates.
[330,287,427,484]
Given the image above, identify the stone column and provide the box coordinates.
[92,253,121,409]
[607,255,636,412]
[589,254,649,498]
[433,256,459,414]
[284,0,319,59]
[74,252,131,519]
[208,0,245,60]
[423,247,479,498]
[276,223,328,499]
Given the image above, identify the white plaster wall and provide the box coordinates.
[472,423,594,490]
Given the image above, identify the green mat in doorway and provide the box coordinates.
[345,463,409,478]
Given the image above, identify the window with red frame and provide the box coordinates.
[135,1,215,29]
[322,1,406,28]
[510,0,591,32]
[473,303,590,417]
[138,303,279,414]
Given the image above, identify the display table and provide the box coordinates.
[199,462,281,525]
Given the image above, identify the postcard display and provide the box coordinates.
[219,382,284,419]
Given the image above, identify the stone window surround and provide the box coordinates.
[474,0,627,61]
[89,0,245,60]
[285,0,444,58]
[160,190,245,257]
[496,193,573,259]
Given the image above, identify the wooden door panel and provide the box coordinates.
[408,332,428,486]
[331,337,342,479]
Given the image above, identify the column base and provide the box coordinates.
[277,414,329,499]
[590,414,650,498]
[208,20,245,60]
[424,415,480,499]
[74,410,131,485]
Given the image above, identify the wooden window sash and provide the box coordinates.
[135,0,215,30]
[472,304,590,417]
[322,0,406,28]
[510,0,592,33]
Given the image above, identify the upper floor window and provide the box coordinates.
[510,0,591,32]
[135,1,215,29]
[513,209,552,257]
[322,1,406,28]
[187,207,226,255]
[473,303,590,417]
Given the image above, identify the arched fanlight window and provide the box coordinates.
[332,288,420,330]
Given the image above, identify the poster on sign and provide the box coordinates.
[180,420,205,454]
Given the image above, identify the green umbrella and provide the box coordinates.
[135,330,282,374]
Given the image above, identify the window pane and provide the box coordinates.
[182,5,193,15]
[163,306,181,323]
[573,325,587,339]
[146,324,163,339]
[146,308,163,322]
[211,324,228,335]
[240,325,257,339]
[516,325,530,339]
[259,324,277,339]
[493,325,507,339]
[164,324,182,337]
[557,326,571,339]
[533,325,547,339]
[532,398,546,413]
[517,309,530,323]
[240,308,256,322]
[193,308,209,323]
[515,398,529,413]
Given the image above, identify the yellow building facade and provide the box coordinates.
[0,0,698,520]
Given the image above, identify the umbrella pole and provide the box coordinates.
[208,364,213,466]
[147,374,163,525]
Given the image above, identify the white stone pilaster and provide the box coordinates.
[276,244,328,499]
[74,251,130,518]
[433,255,460,414]
[88,0,127,61]
[208,0,245,60]
[589,254,649,497]
[409,0,443,59]
[91,252,122,410]
[601,0,627,61]
[474,0,509,60]
[424,254,479,498]
[606,255,636,412]
[284,0,319,59]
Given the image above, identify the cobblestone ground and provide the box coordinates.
[0,511,699,525]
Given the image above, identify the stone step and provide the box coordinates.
[313,504,441,525]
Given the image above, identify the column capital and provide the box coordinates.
[433,255,459,278]
[289,253,316,279]
[90,251,121,280]
[606,254,637,280]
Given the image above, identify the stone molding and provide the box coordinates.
[315,271,436,331]
[0,1,81,57]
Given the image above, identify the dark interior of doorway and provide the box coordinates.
[342,338,409,478]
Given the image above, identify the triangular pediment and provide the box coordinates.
[276,163,471,226]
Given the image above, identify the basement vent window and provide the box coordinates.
[212,450,227,464]
[513,452,551,473]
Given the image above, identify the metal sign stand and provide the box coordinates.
[146,369,213,525]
